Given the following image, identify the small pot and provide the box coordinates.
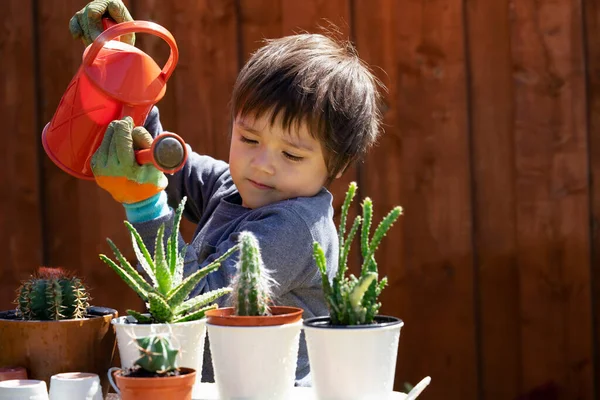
[0,366,27,382]
[0,307,117,397]
[109,367,196,400]
[206,306,303,400]
[111,315,207,397]
[303,315,404,400]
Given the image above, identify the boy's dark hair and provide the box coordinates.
[231,33,385,181]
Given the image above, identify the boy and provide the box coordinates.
[70,0,384,386]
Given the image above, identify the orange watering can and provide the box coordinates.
[42,19,188,180]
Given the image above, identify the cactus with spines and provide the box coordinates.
[15,267,90,321]
[134,334,180,374]
[230,231,275,316]
[99,197,239,324]
[313,182,402,325]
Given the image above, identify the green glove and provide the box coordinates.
[69,0,135,47]
[91,117,168,204]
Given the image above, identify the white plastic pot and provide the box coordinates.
[111,316,207,397]
[303,315,404,400]
[206,307,303,400]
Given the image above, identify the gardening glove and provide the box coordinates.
[69,0,135,47]
[91,117,168,204]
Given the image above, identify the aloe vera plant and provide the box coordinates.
[313,182,402,325]
[99,197,239,324]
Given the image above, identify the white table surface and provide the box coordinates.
[191,383,408,399]
[107,383,408,399]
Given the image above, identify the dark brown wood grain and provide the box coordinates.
[510,0,593,398]
[466,0,519,398]
[354,0,477,397]
[585,0,600,396]
[0,0,42,309]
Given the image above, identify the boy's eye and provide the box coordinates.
[240,136,258,144]
[283,152,304,162]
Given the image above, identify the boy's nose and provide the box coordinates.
[250,150,275,175]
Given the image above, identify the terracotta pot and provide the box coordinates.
[111,367,196,400]
[0,307,117,396]
[0,366,27,381]
[205,306,303,326]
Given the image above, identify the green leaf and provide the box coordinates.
[105,238,155,293]
[173,304,217,323]
[313,242,331,299]
[127,309,153,323]
[175,287,232,316]
[349,272,377,311]
[124,221,156,281]
[363,206,402,268]
[338,182,357,268]
[148,292,173,323]
[339,216,361,281]
[153,225,172,295]
[361,198,373,259]
[167,244,239,307]
[99,252,151,301]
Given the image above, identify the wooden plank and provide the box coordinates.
[585,0,600,395]
[0,0,42,309]
[511,1,593,398]
[37,0,143,315]
[465,1,519,398]
[354,0,477,397]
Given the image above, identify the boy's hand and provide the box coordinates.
[69,0,135,47]
[91,117,168,204]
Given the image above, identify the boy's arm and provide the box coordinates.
[190,209,317,306]
[143,107,231,223]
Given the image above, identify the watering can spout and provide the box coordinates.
[42,20,186,180]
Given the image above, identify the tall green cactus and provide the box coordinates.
[99,197,239,324]
[313,182,402,325]
[231,231,274,316]
[16,267,90,321]
[134,334,179,374]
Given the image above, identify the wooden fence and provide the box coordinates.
[2,0,600,398]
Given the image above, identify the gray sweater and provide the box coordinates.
[133,107,338,386]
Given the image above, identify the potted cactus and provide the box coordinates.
[99,197,238,396]
[108,334,196,400]
[303,182,407,400]
[0,267,117,396]
[205,231,304,400]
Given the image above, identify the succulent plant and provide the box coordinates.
[99,197,239,324]
[230,231,275,316]
[15,267,90,321]
[313,182,402,325]
[134,334,179,374]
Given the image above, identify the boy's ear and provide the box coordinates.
[335,171,343,179]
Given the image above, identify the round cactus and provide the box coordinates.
[16,267,91,320]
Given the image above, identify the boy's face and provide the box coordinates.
[229,112,329,209]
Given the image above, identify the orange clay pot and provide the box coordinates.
[0,307,117,396]
[205,306,303,326]
[112,367,196,400]
[0,366,28,381]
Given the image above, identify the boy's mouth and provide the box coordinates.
[248,179,274,190]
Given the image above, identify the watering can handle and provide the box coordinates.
[84,20,179,81]
[101,18,119,40]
